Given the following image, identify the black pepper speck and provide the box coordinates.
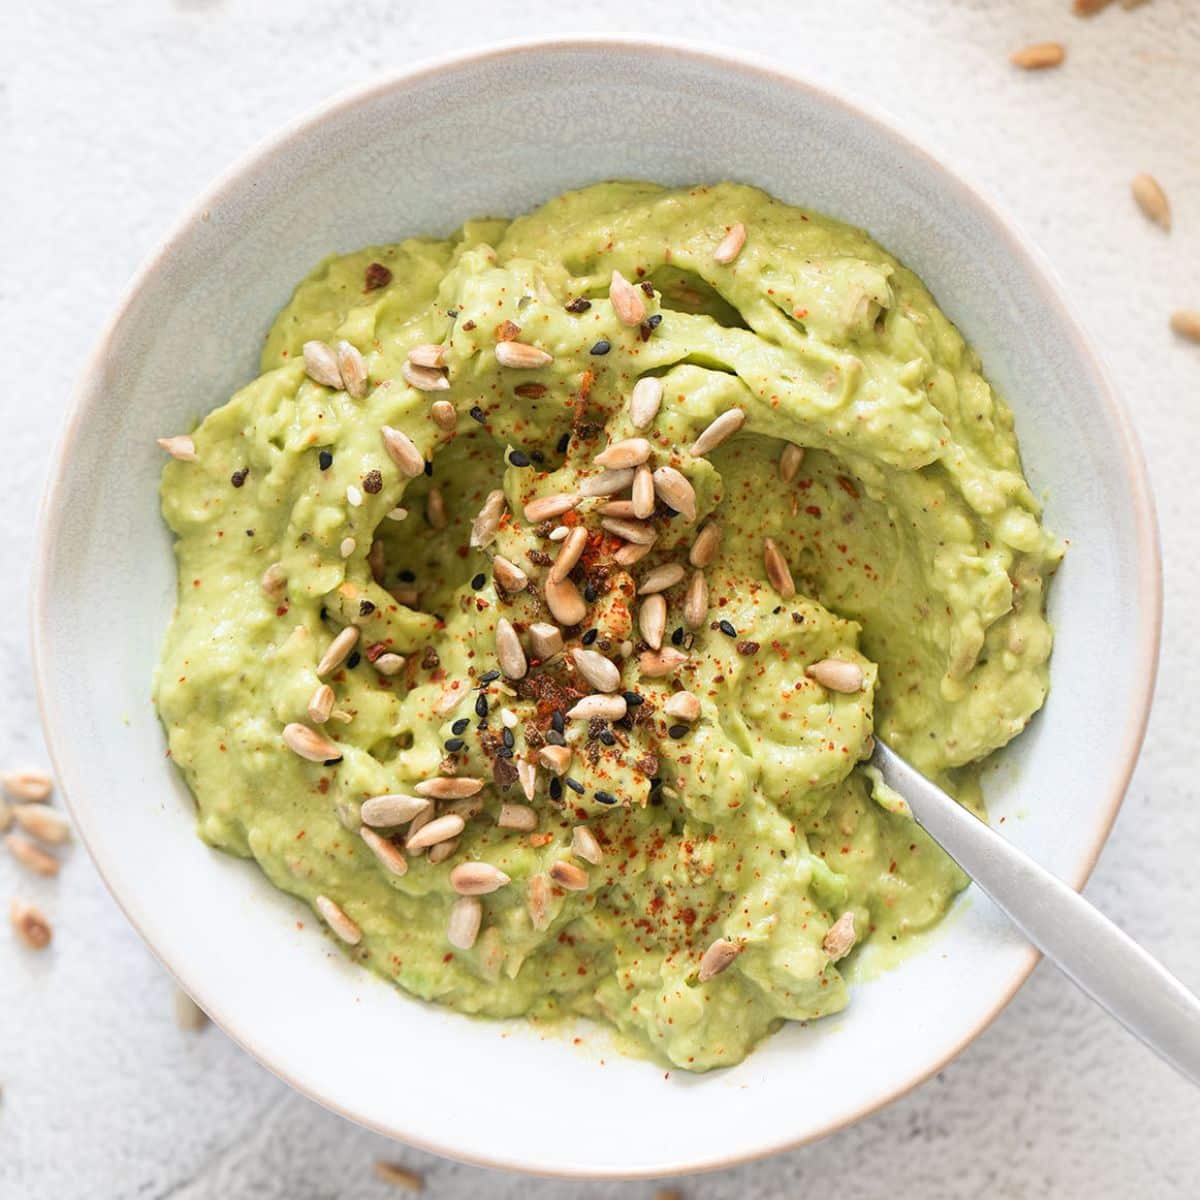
[230,468,248,488]
[346,652,361,670]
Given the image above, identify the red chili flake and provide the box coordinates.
[514,382,548,398]
[529,833,553,848]
[679,907,697,927]
[836,475,860,500]
[494,320,521,342]
[805,505,823,518]
[365,642,388,663]
[364,262,392,291]
[362,469,383,494]
[462,319,476,331]
[317,778,330,794]
[275,604,288,617]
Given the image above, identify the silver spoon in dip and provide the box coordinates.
[872,739,1200,1087]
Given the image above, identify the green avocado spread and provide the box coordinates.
[154,182,1061,1070]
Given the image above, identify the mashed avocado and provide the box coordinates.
[154,182,1061,1071]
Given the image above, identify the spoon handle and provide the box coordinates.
[872,741,1200,1087]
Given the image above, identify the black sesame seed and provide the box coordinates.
[565,297,592,313]
[549,777,563,801]
[599,730,616,747]
[475,694,489,718]
[399,569,416,583]
[583,583,597,603]
[318,450,333,471]
[471,573,486,590]
[551,710,565,733]
[508,450,532,468]
[531,449,545,465]
[594,790,617,805]
[649,775,662,790]
[470,406,487,424]
[497,746,514,759]
[230,468,248,488]
[718,619,737,638]
[446,309,459,319]
[556,432,571,454]
[545,729,567,747]
[647,313,663,331]
[565,777,585,795]
[668,724,688,740]
[359,600,375,616]
[245,529,254,537]
[346,652,361,670]
[671,626,684,646]
[589,339,611,356]
[423,461,433,477]
[451,718,470,735]
[479,669,500,684]
[581,628,598,646]
[623,691,644,707]
[444,738,466,752]
[502,727,515,749]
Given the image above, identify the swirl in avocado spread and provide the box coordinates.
[155,182,1061,1070]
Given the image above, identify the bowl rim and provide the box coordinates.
[30,33,1163,1179]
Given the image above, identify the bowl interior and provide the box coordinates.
[33,40,1158,1177]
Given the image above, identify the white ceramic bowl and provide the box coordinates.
[32,37,1160,1178]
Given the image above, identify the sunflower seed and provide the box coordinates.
[651,466,697,521]
[441,796,484,822]
[549,526,588,583]
[806,659,865,693]
[470,489,507,548]
[601,517,656,545]
[401,361,450,392]
[516,760,538,801]
[339,537,356,558]
[1073,0,1112,11]
[615,540,654,566]
[361,793,432,827]
[406,813,466,851]
[428,837,458,865]
[260,562,287,599]
[360,826,409,876]
[664,691,701,722]
[571,825,603,865]
[598,499,637,518]
[10,900,52,950]
[580,468,635,497]
[545,575,588,625]
[566,694,627,721]
[639,594,667,650]
[282,723,343,764]
[1170,310,1200,342]
[408,343,447,368]
[450,861,511,895]
[336,340,368,398]
[763,537,796,598]
[494,341,553,368]
[1,769,53,803]
[550,860,590,891]
[317,625,360,677]
[374,652,406,676]
[538,744,573,775]
[414,776,483,799]
[157,435,197,462]
[610,270,647,326]
[632,465,655,518]
[779,443,805,483]
[639,648,688,678]
[571,648,621,693]
[529,622,564,660]
[493,555,529,592]
[12,805,70,845]
[690,408,745,456]
[6,834,58,876]
[683,569,709,629]
[689,521,722,567]
[698,937,742,981]
[498,802,538,832]
[713,222,747,264]
[315,894,362,945]
[426,485,447,531]
[524,492,580,523]
[823,911,857,960]
[430,399,457,430]
[638,562,685,594]
[1010,41,1066,69]
[1131,174,1171,230]
[630,377,663,429]
[447,895,482,949]
[495,618,528,679]
[302,340,343,388]
[380,426,425,477]
[594,437,652,469]
[527,874,552,931]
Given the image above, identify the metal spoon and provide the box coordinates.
[872,739,1200,1087]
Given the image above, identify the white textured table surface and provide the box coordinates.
[3,2,1199,1196]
